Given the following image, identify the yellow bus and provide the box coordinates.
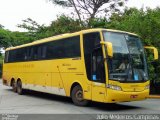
[2,28,158,106]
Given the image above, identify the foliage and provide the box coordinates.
[0,29,12,47]
[0,7,160,80]
[0,28,35,48]
[17,15,84,40]
[0,15,84,48]
[107,7,160,48]
[106,7,160,58]
[48,15,84,34]
[17,18,45,32]
[105,7,160,80]
[0,55,3,64]
[49,0,127,26]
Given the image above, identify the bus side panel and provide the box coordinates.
[3,59,92,100]
[57,59,91,100]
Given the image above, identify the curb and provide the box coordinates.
[148,95,160,99]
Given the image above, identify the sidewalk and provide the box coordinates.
[148,95,160,99]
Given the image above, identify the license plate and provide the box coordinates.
[130,95,138,98]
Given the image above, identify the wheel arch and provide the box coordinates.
[10,78,15,86]
[70,82,83,97]
[17,78,21,83]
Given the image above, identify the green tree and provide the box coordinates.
[17,18,49,40]
[28,15,84,40]
[48,15,84,34]
[17,18,45,32]
[9,31,35,46]
[49,0,127,26]
[0,29,12,47]
[0,24,36,48]
[16,16,83,40]
[107,7,160,47]
[105,7,160,80]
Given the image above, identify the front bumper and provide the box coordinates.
[105,89,149,103]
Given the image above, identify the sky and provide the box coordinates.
[0,0,160,31]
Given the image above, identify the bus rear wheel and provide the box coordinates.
[71,85,88,106]
[11,80,17,92]
[17,80,23,95]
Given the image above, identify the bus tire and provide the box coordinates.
[71,85,88,106]
[11,80,17,93]
[17,80,23,95]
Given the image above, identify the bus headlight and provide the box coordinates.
[145,85,150,89]
[106,84,122,91]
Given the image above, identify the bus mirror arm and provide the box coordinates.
[100,41,113,58]
[144,46,159,60]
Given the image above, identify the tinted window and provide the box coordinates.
[5,35,80,63]
[8,48,27,62]
[92,48,105,83]
[4,51,9,63]
[46,36,80,59]
[83,32,101,80]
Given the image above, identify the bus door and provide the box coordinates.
[91,48,106,102]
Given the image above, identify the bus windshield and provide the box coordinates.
[103,31,148,82]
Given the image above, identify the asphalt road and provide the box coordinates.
[0,79,160,120]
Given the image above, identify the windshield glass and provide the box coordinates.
[103,31,148,82]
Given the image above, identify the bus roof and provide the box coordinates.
[5,28,138,51]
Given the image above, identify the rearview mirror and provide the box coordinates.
[100,41,113,58]
[144,46,158,60]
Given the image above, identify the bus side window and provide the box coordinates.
[42,46,46,59]
[4,51,9,63]
[27,47,34,60]
[38,45,46,59]
[37,46,42,59]
[33,47,38,60]
[24,48,28,60]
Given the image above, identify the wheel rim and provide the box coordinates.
[75,90,83,101]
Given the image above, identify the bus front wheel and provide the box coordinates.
[17,80,24,95]
[71,85,88,106]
